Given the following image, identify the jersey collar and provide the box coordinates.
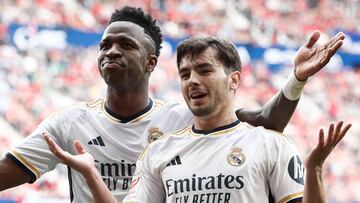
[191,119,241,135]
[104,98,153,123]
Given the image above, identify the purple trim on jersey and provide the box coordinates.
[5,153,36,183]
[287,197,303,203]
[104,98,153,123]
[192,119,241,135]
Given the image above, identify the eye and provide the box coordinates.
[199,69,212,75]
[122,42,135,50]
[179,72,190,80]
[99,42,110,50]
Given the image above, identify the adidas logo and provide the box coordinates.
[88,136,105,146]
[166,155,182,166]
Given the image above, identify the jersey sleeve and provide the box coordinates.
[6,111,69,183]
[268,133,304,203]
[123,146,165,203]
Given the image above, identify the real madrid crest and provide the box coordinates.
[227,147,246,166]
[147,127,164,143]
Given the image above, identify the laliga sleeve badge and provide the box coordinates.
[148,127,164,143]
[227,147,246,166]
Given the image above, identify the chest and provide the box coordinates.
[160,136,270,189]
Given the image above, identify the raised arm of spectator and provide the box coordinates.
[303,121,351,203]
[43,133,118,203]
[236,31,345,132]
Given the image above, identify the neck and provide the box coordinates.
[105,86,149,117]
[193,104,238,131]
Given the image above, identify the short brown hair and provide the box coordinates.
[176,36,242,73]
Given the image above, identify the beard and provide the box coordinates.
[187,86,227,117]
[189,105,215,117]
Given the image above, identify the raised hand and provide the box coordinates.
[294,31,345,81]
[43,133,95,176]
[305,121,351,171]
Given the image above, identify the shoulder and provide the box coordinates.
[146,100,193,135]
[44,99,103,122]
[157,100,189,115]
[253,126,294,145]
[152,98,165,108]
[139,126,192,161]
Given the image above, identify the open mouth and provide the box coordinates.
[190,91,207,100]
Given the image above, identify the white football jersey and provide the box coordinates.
[123,121,304,203]
[7,98,193,202]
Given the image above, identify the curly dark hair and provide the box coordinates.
[109,6,162,57]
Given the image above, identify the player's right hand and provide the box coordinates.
[43,132,96,177]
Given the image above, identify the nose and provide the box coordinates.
[188,71,200,87]
[105,44,122,59]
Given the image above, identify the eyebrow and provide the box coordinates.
[100,34,139,46]
[178,61,213,72]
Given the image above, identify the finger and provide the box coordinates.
[323,32,342,48]
[320,40,344,67]
[332,121,344,145]
[329,40,344,55]
[43,133,57,153]
[326,123,335,146]
[318,128,325,147]
[43,133,67,160]
[306,30,321,48]
[74,140,86,154]
[327,32,345,49]
[324,41,343,62]
[334,123,352,145]
[334,121,344,137]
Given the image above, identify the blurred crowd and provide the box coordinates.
[1,0,359,47]
[0,0,359,202]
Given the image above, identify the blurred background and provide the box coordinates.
[0,0,359,202]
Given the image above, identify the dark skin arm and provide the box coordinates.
[0,157,32,191]
[236,31,345,132]
[236,91,297,132]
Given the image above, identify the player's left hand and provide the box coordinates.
[294,31,345,81]
[43,132,95,177]
[305,121,351,171]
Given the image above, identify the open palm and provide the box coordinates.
[43,133,95,175]
[294,31,345,81]
[305,121,351,170]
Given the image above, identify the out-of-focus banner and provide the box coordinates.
[8,24,360,70]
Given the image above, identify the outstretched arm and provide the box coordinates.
[43,133,118,203]
[0,157,32,191]
[237,31,346,132]
[303,121,351,203]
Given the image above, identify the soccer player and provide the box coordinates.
[0,6,345,202]
[43,36,351,203]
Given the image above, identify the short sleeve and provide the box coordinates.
[6,113,67,183]
[269,137,304,203]
[123,146,165,203]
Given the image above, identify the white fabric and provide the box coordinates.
[9,98,194,202]
[124,122,304,203]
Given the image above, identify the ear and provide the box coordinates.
[228,71,241,90]
[146,55,158,73]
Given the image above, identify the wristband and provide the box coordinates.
[282,71,308,101]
